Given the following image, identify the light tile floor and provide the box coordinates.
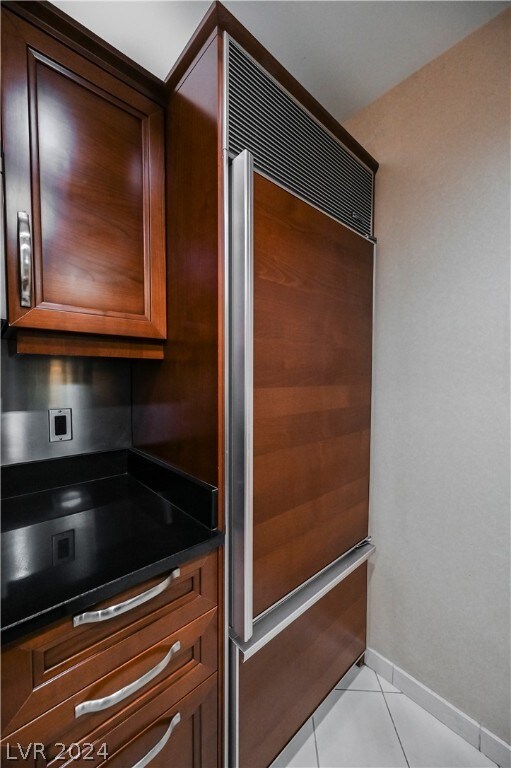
[271,665,498,768]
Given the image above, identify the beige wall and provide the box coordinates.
[346,10,510,742]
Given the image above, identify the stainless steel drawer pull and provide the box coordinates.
[75,640,181,718]
[17,211,32,308]
[131,713,181,768]
[73,569,181,627]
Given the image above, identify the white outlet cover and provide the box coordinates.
[49,408,72,442]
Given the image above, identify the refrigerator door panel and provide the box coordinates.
[232,564,368,768]
[251,173,374,617]
[233,539,374,661]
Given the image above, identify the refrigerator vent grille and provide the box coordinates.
[226,39,374,237]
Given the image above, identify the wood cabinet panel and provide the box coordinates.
[2,613,217,758]
[34,56,145,315]
[14,330,165,359]
[1,673,217,768]
[2,553,217,736]
[131,34,222,487]
[102,675,217,768]
[1,1,166,105]
[1,9,166,340]
[239,566,367,768]
[252,174,374,618]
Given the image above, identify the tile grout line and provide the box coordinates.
[311,716,321,768]
[377,675,410,768]
[336,687,395,693]
[368,652,510,764]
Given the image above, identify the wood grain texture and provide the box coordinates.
[2,9,166,339]
[132,35,222,487]
[215,33,226,762]
[1,553,217,738]
[1,616,216,756]
[130,33,226,756]
[239,565,367,768]
[2,1,166,105]
[33,55,145,315]
[164,2,378,173]
[1,674,217,768]
[252,174,374,617]
[94,675,217,768]
[15,330,164,359]
[165,6,219,93]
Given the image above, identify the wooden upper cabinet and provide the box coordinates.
[1,10,166,340]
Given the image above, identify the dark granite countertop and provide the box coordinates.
[1,449,223,644]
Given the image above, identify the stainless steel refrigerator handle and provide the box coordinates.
[75,641,181,718]
[17,211,32,308]
[232,540,376,662]
[131,713,181,768]
[230,149,254,643]
[73,568,180,627]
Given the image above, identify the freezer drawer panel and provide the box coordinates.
[252,173,373,617]
[238,564,367,768]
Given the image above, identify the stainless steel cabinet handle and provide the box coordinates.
[131,713,181,768]
[75,641,181,718]
[17,211,32,307]
[230,149,254,643]
[73,568,180,627]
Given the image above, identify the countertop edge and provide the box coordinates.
[1,530,224,646]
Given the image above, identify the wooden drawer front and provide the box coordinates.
[99,674,217,768]
[1,673,217,768]
[239,565,367,768]
[1,610,217,765]
[2,553,217,736]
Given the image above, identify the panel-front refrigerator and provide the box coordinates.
[226,149,375,768]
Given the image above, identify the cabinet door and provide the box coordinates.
[1,10,166,339]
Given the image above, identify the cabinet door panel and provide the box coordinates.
[34,54,145,316]
[1,10,166,339]
[252,174,374,617]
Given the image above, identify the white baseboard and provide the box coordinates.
[364,647,511,767]
[364,647,394,683]
[481,728,511,768]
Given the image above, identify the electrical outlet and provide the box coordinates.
[49,408,72,442]
[52,530,75,565]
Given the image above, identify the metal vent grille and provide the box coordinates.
[226,39,374,238]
